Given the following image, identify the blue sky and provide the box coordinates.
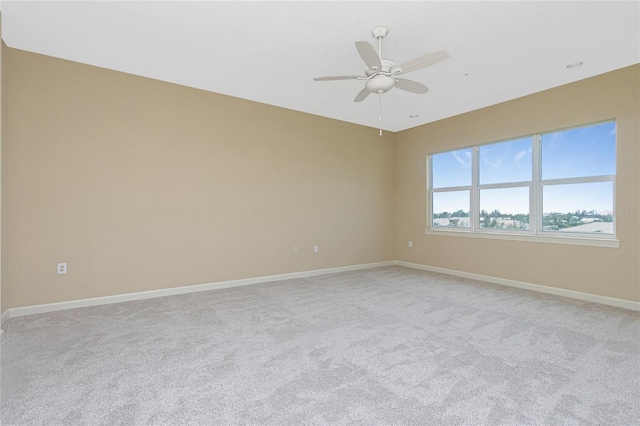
[432,121,616,215]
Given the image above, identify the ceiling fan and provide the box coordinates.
[313,26,450,103]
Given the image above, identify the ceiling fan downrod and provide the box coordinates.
[372,27,388,137]
[372,26,388,59]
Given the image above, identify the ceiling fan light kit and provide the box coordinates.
[366,74,395,94]
[313,25,450,134]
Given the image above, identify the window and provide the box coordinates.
[428,121,617,245]
[431,148,471,228]
[540,122,615,235]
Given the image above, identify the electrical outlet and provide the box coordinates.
[409,241,413,248]
[57,263,67,274]
[313,245,319,253]
[293,246,299,254]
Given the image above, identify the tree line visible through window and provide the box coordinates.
[428,121,616,236]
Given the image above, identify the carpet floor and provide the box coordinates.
[1,266,639,425]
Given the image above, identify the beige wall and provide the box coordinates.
[2,45,638,312]
[395,65,640,302]
[2,47,396,310]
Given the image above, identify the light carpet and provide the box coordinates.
[1,266,639,425]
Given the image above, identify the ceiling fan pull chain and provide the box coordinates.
[379,92,383,136]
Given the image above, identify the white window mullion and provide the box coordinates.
[471,146,480,230]
[478,181,532,190]
[426,155,433,229]
[531,134,541,234]
[612,175,617,236]
[541,175,615,186]
[432,186,473,193]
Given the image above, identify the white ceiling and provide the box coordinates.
[2,1,639,132]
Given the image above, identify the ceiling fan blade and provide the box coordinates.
[313,76,361,81]
[399,50,450,74]
[394,78,429,94]
[354,87,371,102]
[355,41,382,71]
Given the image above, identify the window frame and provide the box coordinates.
[426,120,619,248]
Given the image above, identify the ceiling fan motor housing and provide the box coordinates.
[365,59,397,76]
[365,58,397,93]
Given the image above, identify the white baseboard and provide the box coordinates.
[395,261,640,311]
[2,259,637,323]
[3,261,395,321]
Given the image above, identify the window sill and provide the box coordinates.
[424,228,620,248]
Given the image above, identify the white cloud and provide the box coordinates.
[513,146,531,167]
[451,151,471,168]
[482,157,503,168]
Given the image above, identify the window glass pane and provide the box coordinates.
[542,182,613,234]
[479,137,532,185]
[432,148,472,188]
[432,191,470,228]
[541,121,616,180]
[479,187,530,230]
